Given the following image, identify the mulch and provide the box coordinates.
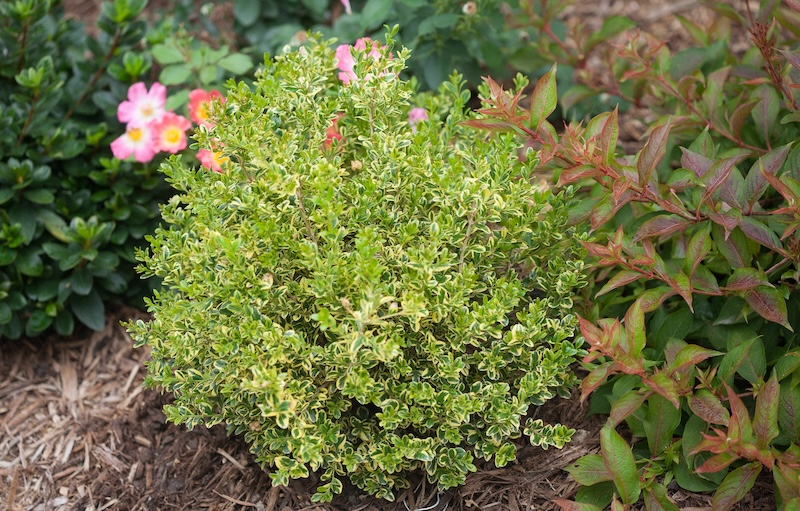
[3,1,781,510]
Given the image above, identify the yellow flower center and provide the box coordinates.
[213,152,229,165]
[142,104,154,117]
[165,128,181,144]
[128,128,143,142]
[198,103,209,121]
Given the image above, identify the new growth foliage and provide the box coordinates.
[129,33,587,501]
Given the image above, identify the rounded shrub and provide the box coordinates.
[130,34,587,501]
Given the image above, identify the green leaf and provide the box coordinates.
[670,344,723,374]
[529,63,558,132]
[0,302,11,325]
[217,53,253,75]
[584,16,636,52]
[553,500,604,511]
[723,267,770,291]
[566,454,613,486]
[26,309,53,335]
[23,189,54,205]
[643,483,680,511]
[70,289,106,331]
[745,144,791,207]
[16,248,44,277]
[779,382,800,444]
[711,462,761,511]
[744,286,792,331]
[737,216,783,254]
[600,422,641,505]
[751,84,781,144]
[632,214,690,242]
[159,64,192,86]
[637,118,671,192]
[752,372,780,449]
[69,268,94,296]
[417,13,460,37]
[360,0,392,30]
[234,0,261,26]
[151,43,184,65]
[54,310,75,336]
[596,270,643,298]
[688,390,730,426]
[644,393,681,455]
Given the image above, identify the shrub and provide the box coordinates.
[230,0,596,90]
[461,1,800,509]
[128,32,587,501]
[0,0,253,340]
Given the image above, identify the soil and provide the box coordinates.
[1,1,778,510]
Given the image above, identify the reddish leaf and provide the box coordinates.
[581,362,614,401]
[565,454,613,486]
[712,224,752,268]
[590,195,625,230]
[692,265,721,293]
[753,372,780,449]
[696,451,739,474]
[787,0,800,12]
[723,267,771,292]
[762,168,799,203]
[580,240,614,259]
[738,216,785,255]
[645,371,681,409]
[774,461,800,504]
[703,67,731,118]
[683,222,712,277]
[461,118,517,133]
[600,422,641,505]
[579,316,604,347]
[610,390,649,426]
[711,462,761,511]
[558,165,603,186]
[707,208,742,240]
[637,119,671,192]
[599,106,619,167]
[699,155,747,207]
[530,63,558,132]
[670,345,723,374]
[624,299,646,357]
[752,84,781,144]
[669,271,693,311]
[638,286,677,313]
[680,148,714,178]
[745,144,791,207]
[728,99,760,142]
[780,49,800,72]
[689,389,730,426]
[726,384,754,445]
[633,215,692,242]
[744,286,792,330]
[596,270,644,298]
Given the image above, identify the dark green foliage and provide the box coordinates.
[0,0,173,338]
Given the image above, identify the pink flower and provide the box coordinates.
[188,89,225,128]
[408,107,428,133]
[340,0,352,14]
[111,123,157,163]
[117,82,166,127]
[335,38,388,84]
[197,149,229,173]
[152,112,192,153]
[324,113,345,149]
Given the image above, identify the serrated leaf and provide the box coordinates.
[529,63,558,132]
[689,390,730,426]
[744,286,792,330]
[600,422,641,505]
[711,462,761,511]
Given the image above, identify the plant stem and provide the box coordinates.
[17,89,39,145]
[295,179,318,246]
[64,27,124,120]
[16,18,29,73]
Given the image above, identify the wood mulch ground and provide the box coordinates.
[2,1,780,510]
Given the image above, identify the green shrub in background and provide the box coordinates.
[0,0,252,339]
[460,1,800,509]
[231,0,592,90]
[129,32,587,501]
